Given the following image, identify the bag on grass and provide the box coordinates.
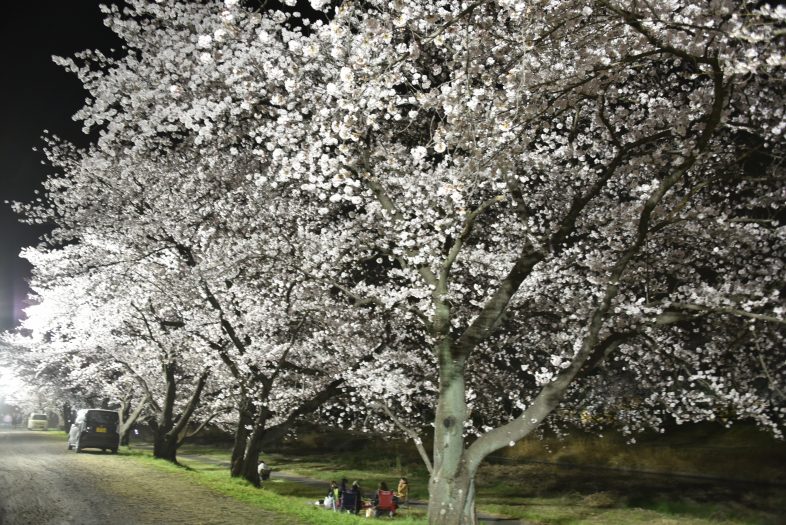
[324,495,334,509]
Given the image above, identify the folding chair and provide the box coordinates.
[375,490,397,517]
[340,491,360,514]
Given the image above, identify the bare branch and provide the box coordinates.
[370,401,433,475]
[667,302,786,326]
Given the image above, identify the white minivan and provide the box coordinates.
[27,413,48,431]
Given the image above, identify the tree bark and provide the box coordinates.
[428,474,477,525]
[153,427,179,462]
[230,396,254,477]
[152,370,209,464]
[119,395,148,446]
[426,349,479,525]
[152,363,177,461]
[120,422,131,446]
[61,402,72,432]
[240,410,268,487]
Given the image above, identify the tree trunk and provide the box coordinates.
[150,370,209,464]
[239,405,273,487]
[119,398,131,446]
[428,473,477,525]
[230,396,254,477]
[119,395,149,447]
[153,429,179,462]
[240,427,264,487]
[151,364,178,462]
[61,402,72,432]
[427,342,479,525]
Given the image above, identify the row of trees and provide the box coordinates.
[3,1,785,523]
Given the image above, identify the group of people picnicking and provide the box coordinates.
[257,457,409,517]
[322,477,409,518]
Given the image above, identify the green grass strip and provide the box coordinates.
[119,447,425,524]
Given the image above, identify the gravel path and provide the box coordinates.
[0,429,296,525]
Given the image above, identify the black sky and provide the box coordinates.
[0,2,120,331]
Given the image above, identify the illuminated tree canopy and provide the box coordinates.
[5,1,785,523]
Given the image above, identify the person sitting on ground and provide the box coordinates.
[257,459,270,481]
[372,481,399,517]
[396,477,409,505]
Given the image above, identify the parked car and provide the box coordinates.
[27,413,48,431]
[67,409,120,453]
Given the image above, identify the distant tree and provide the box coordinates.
[11,246,225,462]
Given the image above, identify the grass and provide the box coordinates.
[120,448,425,525]
[108,423,786,524]
[478,423,786,524]
[480,492,782,525]
[499,423,786,484]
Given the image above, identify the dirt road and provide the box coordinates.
[0,429,293,525]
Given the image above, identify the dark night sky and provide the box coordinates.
[0,2,121,331]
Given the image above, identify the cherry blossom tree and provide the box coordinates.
[9,244,229,461]
[255,1,786,522]
[10,0,785,523]
[17,0,395,483]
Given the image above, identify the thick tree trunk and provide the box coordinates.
[150,417,178,462]
[119,399,132,446]
[231,397,254,477]
[153,430,179,462]
[151,364,178,462]
[427,340,479,525]
[237,402,271,486]
[240,423,265,487]
[428,474,477,525]
[119,394,149,447]
[151,370,209,464]
[61,402,72,431]
[236,377,350,485]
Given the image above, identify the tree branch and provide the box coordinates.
[114,357,162,414]
[166,370,210,443]
[667,302,786,326]
[370,401,433,475]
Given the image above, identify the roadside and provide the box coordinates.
[0,429,299,525]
